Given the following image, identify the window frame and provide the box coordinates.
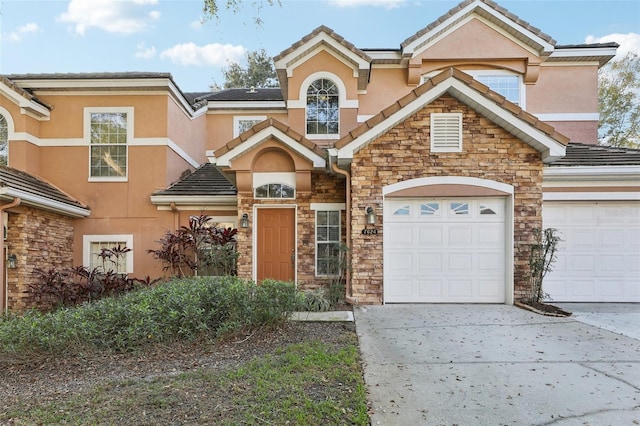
[233,115,266,138]
[466,70,525,107]
[83,234,134,274]
[305,78,340,139]
[314,209,342,277]
[85,107,133,182]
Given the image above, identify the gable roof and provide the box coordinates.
[152,163,237,197]
[334,67,568,163]
[274,25,372,98]
[400,0,555,59]
[213,118,327,169]
[0,166,90,217]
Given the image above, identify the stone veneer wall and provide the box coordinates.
[6,207,75,312]
[349,95,544,304]
[236,171,346,290]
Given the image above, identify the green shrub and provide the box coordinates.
[0,277,299,360]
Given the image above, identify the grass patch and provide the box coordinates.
[1,336,369,425]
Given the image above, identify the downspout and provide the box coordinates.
[331,162,356,305]
[170,202,179,230]
[0,197,22,313]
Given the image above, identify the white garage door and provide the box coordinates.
[384,198,506,303]
[543,201,640,302]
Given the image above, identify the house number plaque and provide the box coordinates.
[361,229,378,235]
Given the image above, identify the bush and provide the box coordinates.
[0,277,299,360]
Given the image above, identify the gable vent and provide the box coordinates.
[430,113,462,152]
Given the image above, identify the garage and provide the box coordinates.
[384,197,506,303]
[543,201,640,302]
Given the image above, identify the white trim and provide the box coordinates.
[543,192,640,201]
[310,203,346,211]
[84,107,132,181]
[166,139,200,168]
[215,126,326,169]
[0,187,91,217]
[383,176,514,196]
[535,113,599,122]
[337,76,566,163]
[253,172,296,189]
[150,195,237,206]
[233,115,267,138]
[206,101,286,109]
[288,72,358,109]
[314,208,342,278]
[466,70,525,109]
[548,46,618,61]
[544,165,640,180]
[0,81,50,119]
[83,234,134,274]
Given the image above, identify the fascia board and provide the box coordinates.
[1,188,91,218]
[275,33,370,74]
[543,191,640,201]
[0,83,50,119]
[544,165,640,181]
[150,195,238,206]
[205,101,286,109]
[337,77,566,162]
[403,1,554,57]
[548,46,618,60]
[216,127,326,169]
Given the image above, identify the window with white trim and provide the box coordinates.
[431,113,462,152]
[83,235,133,274]
[87,108,131,180]
[316,210,341,276]
[255,183,295,199]
[306,78,339,136]
[467,70,523,106]
[233,116,266,138]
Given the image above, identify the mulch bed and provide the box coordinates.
[515,300,572,317]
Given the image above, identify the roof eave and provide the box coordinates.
[0,188,91,218]
[150,195,238,206]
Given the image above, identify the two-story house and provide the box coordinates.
[1,0,638,312]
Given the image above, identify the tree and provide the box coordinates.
[202,0,279,25]
[212,48,278,90]
[0,114,7,166]
[598,52,640,148]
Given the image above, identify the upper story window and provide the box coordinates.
[0,114,7,166]
[86,108,132,181]
[234,116,266,138]
[468,71,523,106]
[306,78,339,136]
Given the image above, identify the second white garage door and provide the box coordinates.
[384,198,506,303]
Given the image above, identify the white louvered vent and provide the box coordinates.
[430,113,462,152]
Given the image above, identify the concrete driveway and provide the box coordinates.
[354,304,640,425]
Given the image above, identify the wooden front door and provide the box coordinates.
[257,208,295,282]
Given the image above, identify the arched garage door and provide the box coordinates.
[384,198,506,303]
[543,201,640,302]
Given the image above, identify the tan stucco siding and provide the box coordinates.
[528,65,599,113]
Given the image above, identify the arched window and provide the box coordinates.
[306,78,339,135]
[0,114,8,166]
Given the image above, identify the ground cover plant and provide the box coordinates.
[0,277,368,424]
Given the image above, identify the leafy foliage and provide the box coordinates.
[202,0,280,26]
[148,215,238,277]
[598,52,640,148]
[526,228,562,303]
[0,277,299,357]
[211,48,278,90]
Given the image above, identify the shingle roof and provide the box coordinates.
[191,88,284,102]
[549,143,640,166]
[152,163,237,197]
[0,166,89,212]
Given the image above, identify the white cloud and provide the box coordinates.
[585,32,640,60]
[160,43,246,67]
[328,0,405,8]
[190,19,205,30]
[3,22,41,42]
[58,0,161,35]
[135,42,156,59]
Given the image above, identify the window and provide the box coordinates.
[83,235,133,274]
[255,183,295,199]
[392,205,411,216]
[420,203,440,216]
[450,202,469,216]
[87,109,131,180]
[316,210,341,276]
[306,78,339,136]
[475,74,520,105]
[431,113,462,152]
[0,114,7,166]
[234,116,266,138]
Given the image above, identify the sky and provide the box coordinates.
[0,0,638,93]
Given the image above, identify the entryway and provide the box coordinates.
[256,208,295,282]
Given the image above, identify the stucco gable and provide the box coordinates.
[212,118,326,169]
[335,68,568,163]
[274,25,372,97]
[401,0,555,60]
